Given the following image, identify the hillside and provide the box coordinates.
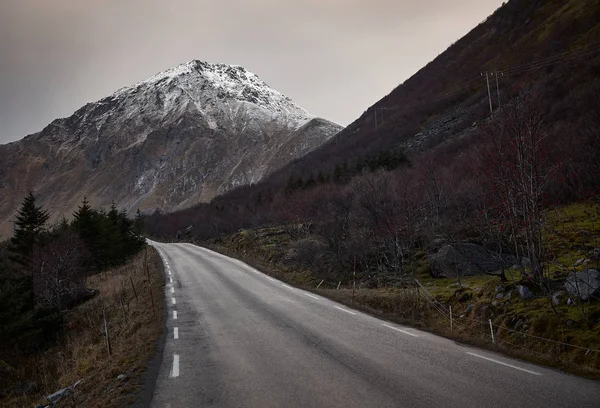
[0,60,341,237]
[203,0,600,202]
[146,0,600,240]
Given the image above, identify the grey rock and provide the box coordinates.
[428,243,518,278]
[517,285,534,299]
[564,269,600,301]
[496,293,504,299]
[495,284,505,293]
[465,304,474,314]
[23,381,38,395]
[117,374,126,381]
[491,301,499,307]
[567,297,576,306]
[552,291,565,305]
[47,387,71,403]
[574,258,586,267]
[505,291,512,300]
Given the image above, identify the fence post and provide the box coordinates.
[352,256,356,303]
[146,263,156,316]
[450,306,453,332]
[337,281,341,290]
[489,319,495,344]
[130,276,138,299]
[316,280,324,289]
[103,308,112,357]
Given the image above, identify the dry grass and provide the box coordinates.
[1,247,165,408]
[206,241,600,379]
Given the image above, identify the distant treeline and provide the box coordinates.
[285,149,409,194]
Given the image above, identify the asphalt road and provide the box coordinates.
[148,242,600,408]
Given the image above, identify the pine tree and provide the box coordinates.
[9,192,50,266]
[133,209,144,235]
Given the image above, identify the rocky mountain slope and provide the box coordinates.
[0,60,341,236]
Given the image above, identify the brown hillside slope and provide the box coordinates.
[219,0,600,198]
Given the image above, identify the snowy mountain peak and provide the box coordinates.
[0,59,343,237]
[108,60,312,126]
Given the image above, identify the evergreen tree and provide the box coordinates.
[333,164,342,183]
[133,209,144,235]
[9,192,49,266]
[317,171,325,184]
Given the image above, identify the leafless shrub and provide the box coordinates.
[31,233,90,310]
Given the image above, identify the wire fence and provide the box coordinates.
[411,278,600,368]
[305,273,600,369]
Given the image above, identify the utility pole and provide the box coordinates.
[492,71,503,108]
[374,107,387,130]
[482,72,493,115]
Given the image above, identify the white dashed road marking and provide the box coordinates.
[466,352,542,376]
[304,292,319,300]
[334,306,357,316]
[171,354,180,378]
[173,310,178,320]
[174,327,179,339]
[171,287,175,293]
[172,297,176,305]
[382,323,419,338]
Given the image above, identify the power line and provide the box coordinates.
[372,41,600,121]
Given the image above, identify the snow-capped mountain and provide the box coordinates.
[0,60,342,235]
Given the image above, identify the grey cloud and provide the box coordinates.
[0,0,504,144]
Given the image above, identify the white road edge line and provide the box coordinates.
[171,297,176,305]
[334,306,357,316]
[282,283,293,289]
[266,276,276,282]
[466,352,542,376]
[173,310,178,320]
[304,292,319,300]
[174,327,179,339]
[382,323,419,338]
[171,354,180,378]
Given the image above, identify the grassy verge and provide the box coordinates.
[0,247,165,407]
[204,202,600,378]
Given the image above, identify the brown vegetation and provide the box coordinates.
[0,248,164,407]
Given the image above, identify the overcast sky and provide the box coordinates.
[0,0,504,144]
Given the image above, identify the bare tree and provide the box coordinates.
[31,233,90,310]
[478,90,558,283]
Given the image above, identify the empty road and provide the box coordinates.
[148,242,600,408]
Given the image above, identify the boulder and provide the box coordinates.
[47,387,71,404]
[465,304,474,315]
[565,269,600,301]
[552,291,565,305]
[428,243,517,278]
[517,285,534,299]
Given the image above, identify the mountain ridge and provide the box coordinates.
[0,60,341,237]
